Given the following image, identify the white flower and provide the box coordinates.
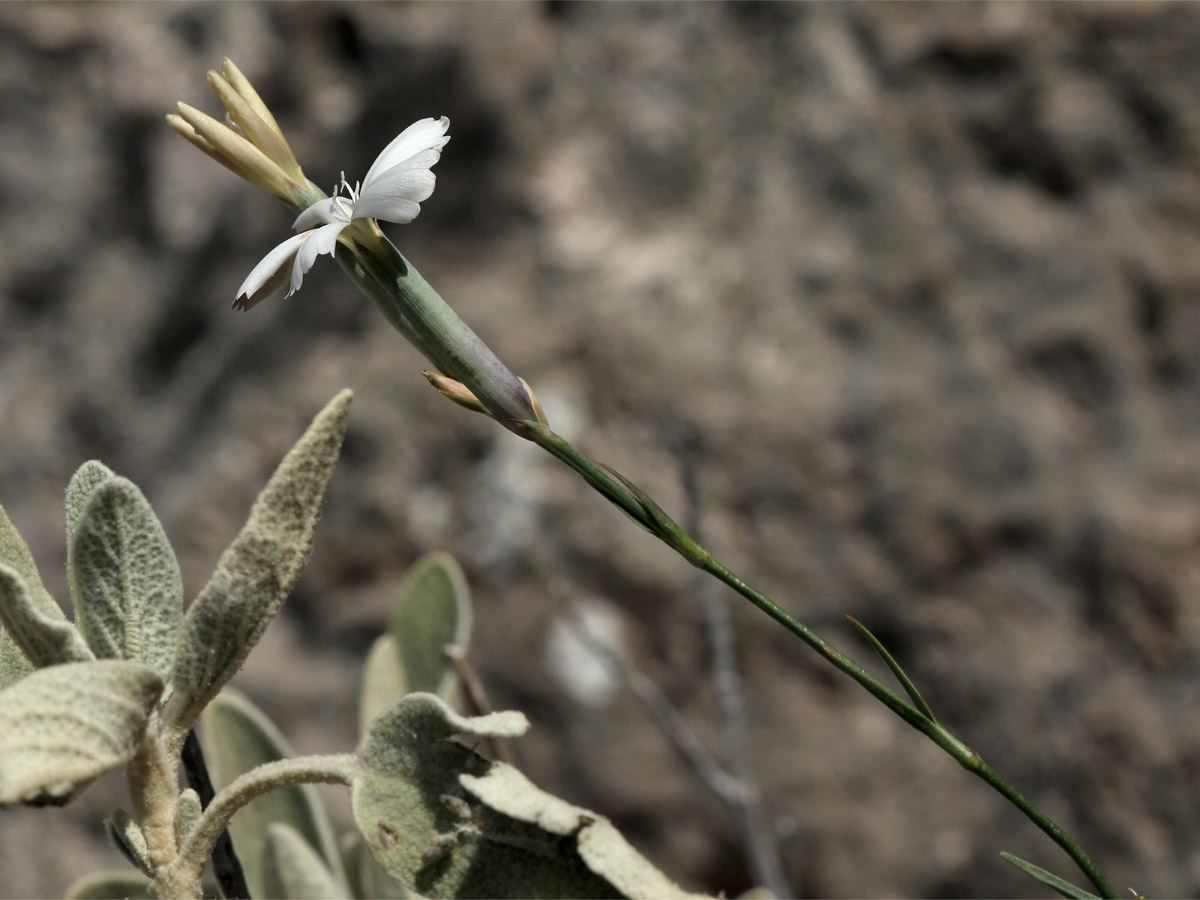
[235,116,450,309]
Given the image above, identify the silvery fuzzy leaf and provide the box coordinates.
[171,390,352,727]
[1,495,73,684]
[353,693,627,899]
[459,764,705,900]
[261,822,347,900]
[392,552,472,699]
[359,633,407,738]
[0,564,93,670]
[340,831,410,900]
[69,476,183,683]
[106,808,154,877]
[200,688,348,900]
[65,460,116,550]
[0,659,163,807]
[63,872,153,900]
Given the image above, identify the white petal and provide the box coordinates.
[351,159,437,223]
[362,117,449,189]
[235,231,313,308]
[287,222,347,295]
[293,196,352,232]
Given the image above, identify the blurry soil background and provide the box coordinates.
[2,2,1200,898]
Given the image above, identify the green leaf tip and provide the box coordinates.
[262,822,347,900]
[999,852,1100,899]
[846,615,935,722]
[200,688,348,900]
[69,476,183,684]
[65,459,116,549]
[1,489,74,684]
[393,551,472,697]
[171,390,353,727]
[0,563,94,670]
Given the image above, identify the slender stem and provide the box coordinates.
[698,553,1117,898]
[317,214,1117,897]
[510,420,1119,896]
[151,754,358,900]
[674,428,792,898]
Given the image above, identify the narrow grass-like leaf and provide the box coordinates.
[200,688,348,899]
[65,460,115,549]
[262,822,347,899]
[1000,852,1100,899]
[171,390,352,727]
[360,633,408,736]
[70,477,183,683]
[353,693,695,898]
[0,564,94,668]
[846,615,935,722]
[64,872,153,900]
[392,552,472,698]
[0,660,162,807]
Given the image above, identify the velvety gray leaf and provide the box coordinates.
[461,764,705,899]
[106,808,154,877]
[0,631,33,688]
[65,460,115,550]
[171,390,352,727]
[392,552,472,697]
[1,495,72,683]
[0,494,58,615]
[175,788,202,844]
[200,688,347,899]
[0,564,94,669]
[63,872,153,900]
[0,660,163,807]
[341,831,410,900]
[262,822,347,900]
[359,633,407,736]
[352,693,656,899]
[69,476,183,682]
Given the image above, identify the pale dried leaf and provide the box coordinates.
[0,660,163,807]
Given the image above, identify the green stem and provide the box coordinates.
[522,425,1119,898]
[700,556,1116,897]
[323,225,1116,898]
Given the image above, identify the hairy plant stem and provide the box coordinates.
[149,754,357,900]
[336,230,1116,898]
[126,732,182,875]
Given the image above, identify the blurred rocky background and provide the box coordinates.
[3,2,1200,897]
